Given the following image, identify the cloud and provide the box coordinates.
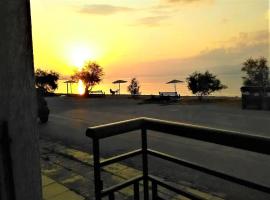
[264,9,270,20]
[165,0,214,4]
[133,15,170,27]
[151,0,214,15]
[248,30,269,43]
[220,18,230,24]
[218,30,269,47]
[108,30,269,96]
[167,0,201,2]
[79,4,133,15]
[148,4,180,15]
[105,29,268,96]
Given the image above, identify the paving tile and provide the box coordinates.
[54,146,93,165]
[103,163,129,173]
[185,187,224,200]
[60,174,94,198]
[43,182,68,199]
[55,156,92,178]
[49,190,85,200]
[42,175,55,187]
[43,165,78,183]
[40,138,225,200]
[115,167,142,180]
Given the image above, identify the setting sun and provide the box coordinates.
[31,0,269,96]
[70,46,94,69]
[78,80,85,95]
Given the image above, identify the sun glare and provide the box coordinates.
[71,46,94,69]
[78,80,85,95]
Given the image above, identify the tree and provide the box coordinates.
[72,61,104,96]
[186,71,227,100]
[35,69,59,94]
[127,78,140,96]
[241,57,269,87]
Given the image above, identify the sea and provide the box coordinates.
[55,75,242,97]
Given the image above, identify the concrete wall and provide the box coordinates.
[0,0,42,199]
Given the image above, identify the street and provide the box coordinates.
[39,97,270,199]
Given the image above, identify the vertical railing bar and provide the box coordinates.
[141,127,149,200]
[93,138,102,200]
[133,181,140,200]
[152,180,158,200]
[108,192,115,200]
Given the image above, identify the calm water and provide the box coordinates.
[55,75,241,96]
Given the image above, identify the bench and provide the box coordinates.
[159,92,180,102]
[159,92,178,96]
[89,90,105,97]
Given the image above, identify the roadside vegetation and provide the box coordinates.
[186,71,227,101]
[127,78,140,97]
[72,61,104,97]
[35,69,60,95]
[241,57,269,87]
[35,57,270,102]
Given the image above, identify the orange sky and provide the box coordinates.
[30,0,269,95]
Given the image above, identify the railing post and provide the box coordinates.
[93,138,102,200]
[133,181,140,200]
[108,192,115,200]
[152,180,158,200]
[141,127,149,200]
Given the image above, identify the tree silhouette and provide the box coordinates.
[127,78,140,96]
[242,57,269,87]
[72,61,104,96]
[35,69,59,94]
[186,71,227,100]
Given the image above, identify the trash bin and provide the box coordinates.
[241,86,270,110]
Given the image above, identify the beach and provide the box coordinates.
[38,96,270,200]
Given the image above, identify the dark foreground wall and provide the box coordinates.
[0,0,42,200]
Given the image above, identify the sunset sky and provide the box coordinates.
[30,0,269,95]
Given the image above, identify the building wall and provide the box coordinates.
[0,0,42,199]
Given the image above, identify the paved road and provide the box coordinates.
[39,97,270,200]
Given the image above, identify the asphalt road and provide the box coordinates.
[39,96,270,200]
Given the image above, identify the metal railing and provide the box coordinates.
[86,117,270,200]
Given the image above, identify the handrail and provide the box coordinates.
[145,118,270,155]
[86,117,270,200]
[148,149,270,193]
[100,149,142,167]
[87,117,270,155]
[148,175,205,200]
[86,118,143,139]
[101,175,143,196]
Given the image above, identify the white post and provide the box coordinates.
[119,83,121,95]
[66,82,69,95]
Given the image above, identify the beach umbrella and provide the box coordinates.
[112,80,127,95]
[166,79,183,93]
[64,80,77,94]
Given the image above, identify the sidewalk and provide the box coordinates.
[42,175,85,200]
[40,138,225,200]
